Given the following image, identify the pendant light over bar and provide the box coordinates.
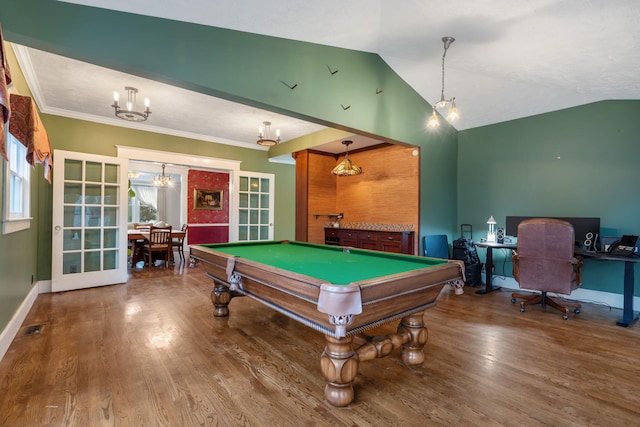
[331,140,363,176]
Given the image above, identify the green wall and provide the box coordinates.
[458,100,640,295]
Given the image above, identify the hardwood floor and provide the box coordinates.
[1,263,640,426]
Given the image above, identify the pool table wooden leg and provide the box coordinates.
[396,311,429,365]
[320,335,359,407]
[211,280,231,317]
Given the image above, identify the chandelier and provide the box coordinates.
[153,163,172,187]
[257,121,281,146]
[112,86,151,122]
[331,140,363,176]
[427,37,459,129]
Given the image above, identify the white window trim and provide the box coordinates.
[2,131,32,234]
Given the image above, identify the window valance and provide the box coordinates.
[0,25,11,161]
[9,93,52,182]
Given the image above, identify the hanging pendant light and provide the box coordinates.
[153,163,172,187]
[331,140,363,176]
[427,37,460,129]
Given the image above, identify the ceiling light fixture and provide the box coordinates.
[427,37,459,129]
[331,140,363,176]
[257,121,281,146]
[112,86,151,122]
[153,163,172,187]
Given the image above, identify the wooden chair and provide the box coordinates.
[172,224,188,263]
[129,223,153,266]
[142,225,172,268]
[511,218,584,319]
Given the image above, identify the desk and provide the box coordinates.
[576,250,640,327]
[127,229,186,265]
[473,241,517,295]
[190,240,464,407]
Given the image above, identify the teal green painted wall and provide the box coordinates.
[458,100,640,295]
[421,125,459,240]
[2,0,438,149]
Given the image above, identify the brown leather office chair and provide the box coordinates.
[511,218,584,319]
[143,225,172,268]
[171,223,188,263]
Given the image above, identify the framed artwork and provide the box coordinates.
[194,188,223,210]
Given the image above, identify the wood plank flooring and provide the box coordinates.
[1,263,640,426]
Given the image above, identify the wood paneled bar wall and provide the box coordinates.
[294,144,420,254]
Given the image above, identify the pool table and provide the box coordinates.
[189,240,464,407]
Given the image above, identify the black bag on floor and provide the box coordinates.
[452,224,482,286]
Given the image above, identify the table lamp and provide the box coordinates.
[487,216,496,242]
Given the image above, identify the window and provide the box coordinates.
[128,184,158,224]
[2,132,31,234]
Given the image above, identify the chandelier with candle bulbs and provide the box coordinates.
[257,121,281,146]
[112,86,151,122]
[153,163,172,187]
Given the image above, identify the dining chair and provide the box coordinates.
[142,225,173,268]
[172,224,188,263]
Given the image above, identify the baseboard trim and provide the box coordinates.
[0,283,40,361]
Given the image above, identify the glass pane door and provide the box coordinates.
[52,150,128,292]
[237,173,274,241]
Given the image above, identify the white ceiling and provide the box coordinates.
[13,0,640,157]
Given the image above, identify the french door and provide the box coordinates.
[234,172,274,241]
[51,150,128,292]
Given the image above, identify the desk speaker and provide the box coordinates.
[583,231,597,252]
[497,228,504,244]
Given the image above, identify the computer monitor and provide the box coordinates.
[505,216,600,250]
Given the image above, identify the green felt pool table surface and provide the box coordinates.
[198,240,448,285]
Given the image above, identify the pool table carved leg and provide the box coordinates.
[321,335,359,407]
[211,281,231,317]
[396,311,429,365]
[354,311,428,366]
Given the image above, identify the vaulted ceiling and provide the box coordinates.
[6,0,640,155]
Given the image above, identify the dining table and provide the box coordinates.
[128,228,186,266]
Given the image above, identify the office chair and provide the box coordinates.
[423,234,449,259]
[511,218,583,319]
